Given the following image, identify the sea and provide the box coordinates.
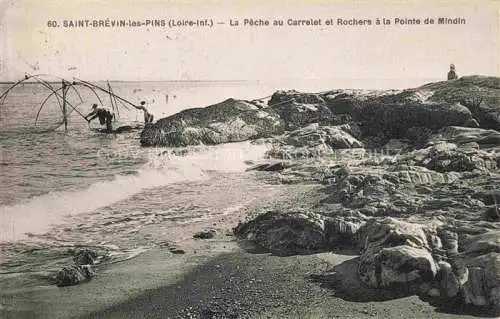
[0,78,435,273]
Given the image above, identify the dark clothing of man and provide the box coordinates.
[448,70,458,80]
[144,111,154,124]
[138,101,154,124]
[86,107,114,132]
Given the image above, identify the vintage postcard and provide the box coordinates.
[0,0,499,318]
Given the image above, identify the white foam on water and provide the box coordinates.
[0,141,270,243]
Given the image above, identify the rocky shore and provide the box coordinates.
[142,75,500,316]
[3,76,498,319]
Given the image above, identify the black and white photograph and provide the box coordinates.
[0,1,499,318]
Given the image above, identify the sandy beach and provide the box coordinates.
[0,172,486,319]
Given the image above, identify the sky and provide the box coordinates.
[0,0,498,83]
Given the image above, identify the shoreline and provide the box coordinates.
[1,239,480,319]
[0,171,484,319]
[0,171,320,318]
[1,76,499,318]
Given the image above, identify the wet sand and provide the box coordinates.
[1,242,481,319]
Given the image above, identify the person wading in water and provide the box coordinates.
[85,103,115,132]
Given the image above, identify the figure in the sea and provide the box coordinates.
[447,64,458,80]
[138,101,154,124]
[85,103,115,132]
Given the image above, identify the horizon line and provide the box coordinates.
[1,75,496,85]
[0,77,442,84]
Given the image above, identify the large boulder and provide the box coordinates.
[320,165,460,217]
[233,211,365,255]
[421,76,500,131]
[140,98,284,147]
[73,248,99,266]
[264,123,363,159]
[428,126,500,147]
[234,211,331,255]
[279,123,363,149]
[418,143,498,172]
[396,142,499,172]
[357,218,441,289]
[268,90,339,130]
[352,101,473,139]
[462,253,500,312]
[349,76,500,138]
[360,245,438,289]
[55,265,95,287]
[462,231,500,258]
[426,231,500,313]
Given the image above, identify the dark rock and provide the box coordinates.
[55,265,95,287]
[269,90,325,106]
[422,76,500,131]
[234,210,366,255]
[140,98,284,147]
[169,247,186,254]
[319,166,450,216]
[234,211,331,255]
[113,125,143,134]
[267,90,342,130]
[352,101,473,139]
[265,144,332,160]
[159,148,190,157]
[193,229,216,239]
[323,93,358,114]
[246,161,291,172]
[73,248,98,266]
[280,123,363,149]
[484,205,500,222]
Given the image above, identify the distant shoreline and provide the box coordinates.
[0,78,443,85]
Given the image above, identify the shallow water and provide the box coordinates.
[0,80,287,275]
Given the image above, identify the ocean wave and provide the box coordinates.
[0,141,270,243]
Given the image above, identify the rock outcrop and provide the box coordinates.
[357,218,440,290]
[264,123,363,159]
[54,248,101,287]
[420,76,500,131]
[236,140,499,313]
[140,98,284,147]
[137,75,499,314]
[233,211,332,255]
[55,265,95,287]
[73,248,98,265]
[193,229,217,239]
[140,76,499,147]
[235,209,499,313]
[233,211,364,255]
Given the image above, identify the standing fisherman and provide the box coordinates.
[85,103,115,132]
[447,64,458,80]
[138,101,154,124]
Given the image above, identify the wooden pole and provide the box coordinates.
[107,81,119,117]
[62,80,68,132]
